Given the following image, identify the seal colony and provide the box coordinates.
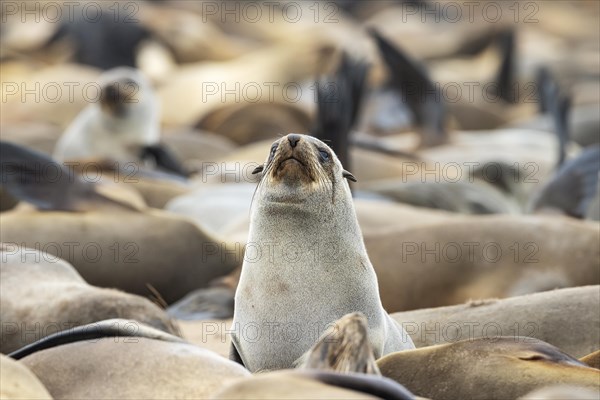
[2,2,600,399]
[230,133,415,372]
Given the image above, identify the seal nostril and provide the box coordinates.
[288,134,301,148]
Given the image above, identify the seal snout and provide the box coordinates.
[270,134,315,183]
[288,134,301,148]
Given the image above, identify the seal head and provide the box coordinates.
[252,133,356,205]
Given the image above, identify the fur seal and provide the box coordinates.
[377,337,600,400]
[53,67,159,163]
[362,178,521,215]
[53,68,187,176]
[364,215,600,312]
[15,319,249,399]
[230,133,414,372]
[0,211,241,304]
[0,245,178,354]
[392,286,600,358]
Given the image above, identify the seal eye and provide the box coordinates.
[268,144,278,161]
[318,149,330,162]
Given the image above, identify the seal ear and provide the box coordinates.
[343,170,357,182]
[252,165,264,175]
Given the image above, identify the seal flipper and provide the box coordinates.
[369,29,447,147]
[0,141,105,211]
[536,66,553,114]
[9,318,183,360]
[552,93,571,167]
[492,29,517,104]
[0,141,138,211]
[313,52,369,172]
[537,67,571,166]
[140,143,189,178]
[295,371,416,400]
[297,312,380,374]
[529,144,600,218]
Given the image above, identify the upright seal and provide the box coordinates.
[230,133,415,372]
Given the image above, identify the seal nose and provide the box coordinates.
[288,134,301,148]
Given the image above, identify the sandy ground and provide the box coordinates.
[177,319,233,358]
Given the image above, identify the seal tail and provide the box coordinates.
[369,29,447,147]
[313,52,370,171]
[8,319,184,360]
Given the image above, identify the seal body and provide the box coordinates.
[20,332,249,399]
[54,67,159,163]
[231,134,414,372]
[378,337,600,400]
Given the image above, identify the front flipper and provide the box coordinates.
[140,143,189,178]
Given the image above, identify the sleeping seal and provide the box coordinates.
[0,245,178,354]
[378,337,600,400]
[13,319,249,399]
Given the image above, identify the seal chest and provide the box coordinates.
[231,133,414,372]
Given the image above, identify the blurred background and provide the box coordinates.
[2,0,598,155]
[1,1,599,261]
